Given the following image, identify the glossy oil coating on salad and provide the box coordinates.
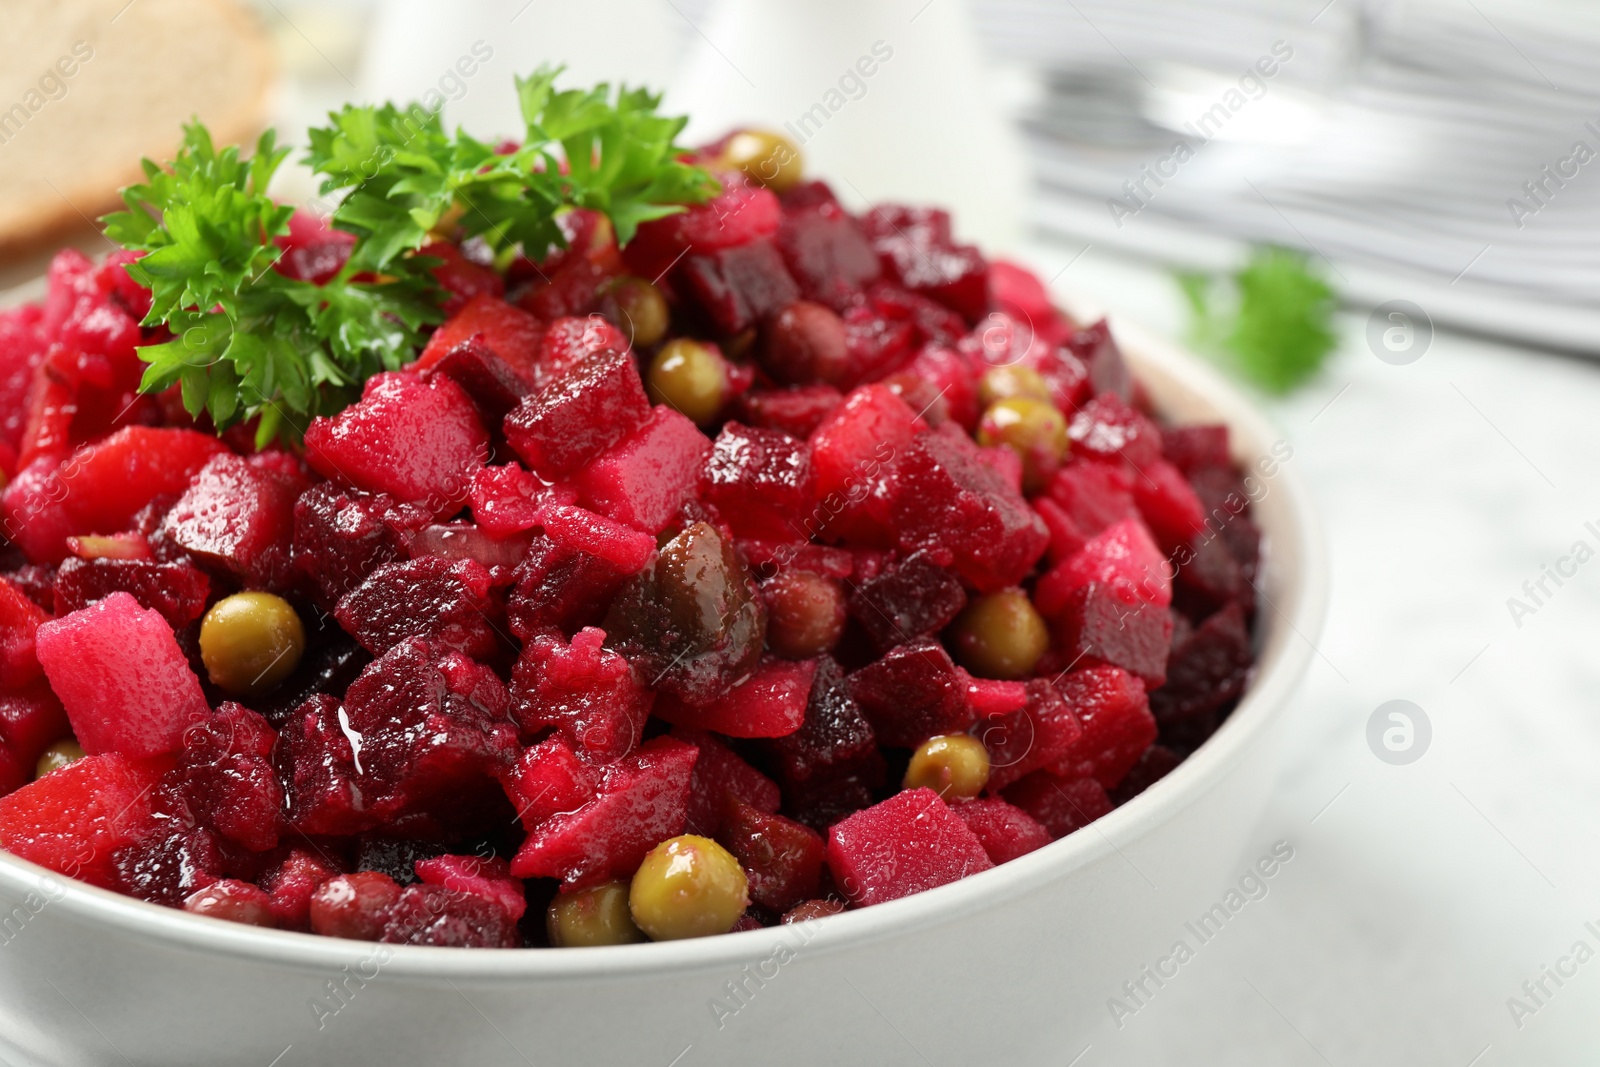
[0,70,1261,947]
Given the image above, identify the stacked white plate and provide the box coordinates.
[980,0,1600,349]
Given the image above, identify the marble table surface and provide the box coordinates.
[1025,238,1600,1065]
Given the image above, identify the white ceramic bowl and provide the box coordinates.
[0,306,1325,1067]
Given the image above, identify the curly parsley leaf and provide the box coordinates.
[105,69,717,446]
[306,64,719,269]
[104,121,440,447]
[1178,246,1339,394]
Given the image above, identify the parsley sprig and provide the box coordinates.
[104,67,717,446]
[1177,246,1339,394]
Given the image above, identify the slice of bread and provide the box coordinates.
[0,0,275,259]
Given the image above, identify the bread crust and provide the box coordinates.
[0,0,276,258]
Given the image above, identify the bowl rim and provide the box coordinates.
[0,295,1328,980]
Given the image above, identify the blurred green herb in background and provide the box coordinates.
[1177,246,1339,394]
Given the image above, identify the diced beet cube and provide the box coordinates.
[718,794,824,911]
[0,752,171,887]
[17,366,79,472]
[806,384,920,545]
[1018,343,1092,415]
[989,260,1062,332]
[673,727,782,837]
[261,848,344,931]
[1067,393,1162,469]
[1172,533,1250,621]
[958,670,1029,718]
[976,679,1084,793]
[654,655,816,738]
[1131,458,1208,551]
[860,204,954,248]
[1,427,228,564]
[1109,744,1183,805]
[678,239,801,335]
[536,504,654,573]
[699,423,814,542]
[1162,424,1232,475]
[532,315,630,386]
[500,736,599,830]
[826,787,993,906]
[847,548,967,653]
[1045,462,1138,543]
[421,339,531,428]
[416,293,545,382]
[869,235,989,324]
[0,680,68,796]
[0,306,48,453]
[573,406,711,535]
[113,825,224,905]
[291,483,428,608]
[1003,771,1113,839]
[739,540,854,582]
[1035,517,1172,618]
[0,460,76,566]
[3,564,54,613]
[735,384,844,439]
[510,628,653,763]
[785,774,882,834]
[656,178,782,254]
[335,556,499,660]
[952,796,1053,864]
[779,179,842,213]
[36,592,209,759]
[506,532,630,639]
[890,425,1048,593]
[907,344,980,429]
[305,372,489,519]
[1149,602,1252,739]
[419,241,506,316]
[404,523,532,586]
[1069,319,1134,402]
[839,304,918,387]
[414,854,527,922]
[871,282,970,351]
[1033,497,1087,566]
[504,348,650,479]
[1187,466,1262,584]
[776,201,881,307]
[1048,665,1157,789]
[848,639,973,748]
[1050,581,1173,687]
[688,180,784,248]
[251,632,370,731]
[381,882,521,947]
[515,252,618,324]
[0,575,48,688]
[603,522,765,706]
[160,453,303,589]
[509,736,698,889]
[470,464,574,537]
[276,640,518,836]
[176,702,282,853]
[761,656,882,793]
[273,210,354,284]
